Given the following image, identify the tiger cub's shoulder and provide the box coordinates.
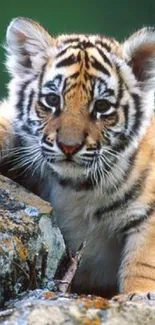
[0,100,16,156]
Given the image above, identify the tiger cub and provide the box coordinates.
[1,17,155,300]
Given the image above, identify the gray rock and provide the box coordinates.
[1,292,155,325]
[0,175,66,308]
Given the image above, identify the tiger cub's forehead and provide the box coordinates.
[42,34,120,98]
[56,33,120,52]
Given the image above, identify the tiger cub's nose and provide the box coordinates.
[57,140,83,155]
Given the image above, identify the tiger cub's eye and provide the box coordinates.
[45,93,60,107]
[94,99,111,113]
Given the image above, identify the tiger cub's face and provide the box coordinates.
[6,18,155,183]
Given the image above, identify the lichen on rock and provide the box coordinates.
[1,291,155,325]
[0,175,66,308]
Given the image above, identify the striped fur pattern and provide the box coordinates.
[1,18,155,298]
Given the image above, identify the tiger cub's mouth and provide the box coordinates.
[41,146,85,166]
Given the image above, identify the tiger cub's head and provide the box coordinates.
[5,18,155,185]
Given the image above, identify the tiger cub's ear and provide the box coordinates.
[6,17,55,77]
[122,27,155,91]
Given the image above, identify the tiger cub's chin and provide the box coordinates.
[49,160,87,181]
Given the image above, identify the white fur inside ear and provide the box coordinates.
[6,17,55,76]
[122,28,155,61]
[122,27,155,90]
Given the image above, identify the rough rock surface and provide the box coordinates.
[1,175,155,324]
[0,175,66,308]
[1,290,155,325]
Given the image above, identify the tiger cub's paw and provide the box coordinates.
[112,292,155,303]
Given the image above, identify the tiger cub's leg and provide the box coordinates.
[115,215,155,302]
[0,115,14,160]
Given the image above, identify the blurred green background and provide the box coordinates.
[0,0,154,96]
